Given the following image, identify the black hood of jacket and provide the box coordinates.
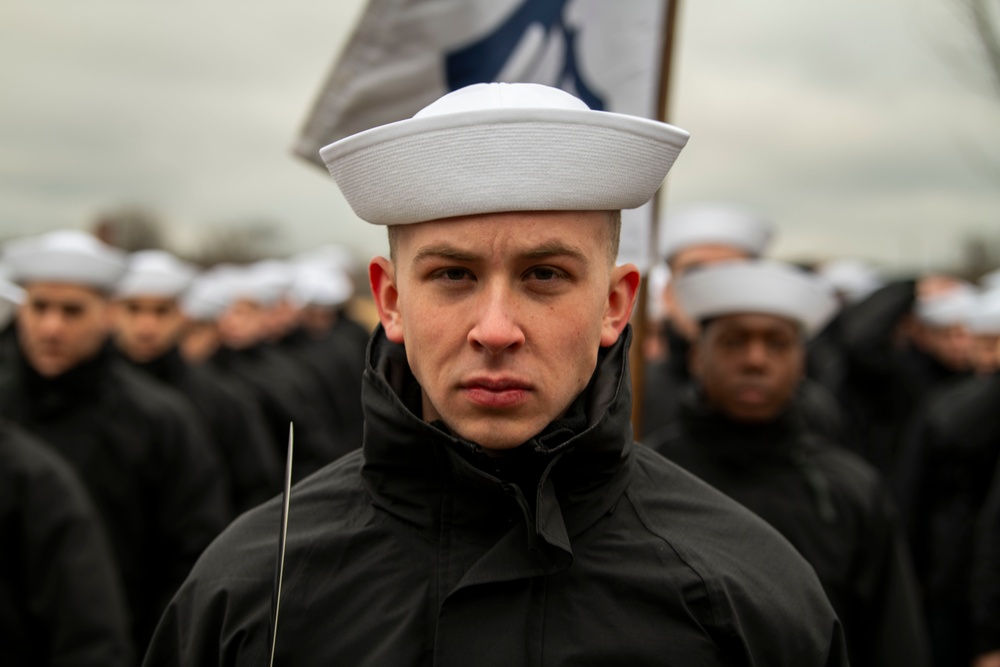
[360,324,635,559]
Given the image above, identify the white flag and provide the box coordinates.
[295,0,673,268]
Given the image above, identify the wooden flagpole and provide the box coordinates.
[631,0,682,440]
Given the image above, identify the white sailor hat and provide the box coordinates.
[117,250,197,299]
[916,283,977,328]
[675,260,838,338]
[659,203,773,262]
[963,289,1000,334]
[980,268,1000,291]
[180,272,233,322]
[244,261,295,306]
[320,82,690,226]
[4,230,126,291]
[292,244,358,275]
[288,264,353,308]
[816,258,884,304]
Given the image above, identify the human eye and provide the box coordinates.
[524,265,569,285]
[431,266,475,284]
[767,336,794,352]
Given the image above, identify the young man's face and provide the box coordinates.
[370,210,639,450]
[112,295,186,363]
[18,282,112,377]
[691,313,805,423]
[217,298,267,350]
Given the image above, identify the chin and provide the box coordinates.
[452,419,545,451]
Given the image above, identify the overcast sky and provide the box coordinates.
[1,0,998,273]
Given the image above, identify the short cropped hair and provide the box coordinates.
[388,210,622,265]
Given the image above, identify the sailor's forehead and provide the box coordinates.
[395,210,607,257]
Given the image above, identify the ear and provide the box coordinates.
[600,263,641,347]
[369,256,404,343]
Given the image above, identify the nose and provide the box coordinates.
[37,309,66,338]
[742,339,769,370]
[468,284,525,355]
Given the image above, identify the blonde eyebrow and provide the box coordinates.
[411,243,481,265]
[411,240,590,266]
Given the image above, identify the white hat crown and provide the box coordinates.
[414,83,589,119]
[660,203,773,261]
[117,250,196,298]
[675,260,837,338]
[4,229,126,290]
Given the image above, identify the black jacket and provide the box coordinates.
[125,347,282,515]
[0,421,133,667]
[209,344,342,481]
[828,280,970,477]
[144,327,847,666]
[896,374,1000,664]
[277,327,364,459]
[973,449,1000,656]
[646,391,929,667]
[0,341,230,652]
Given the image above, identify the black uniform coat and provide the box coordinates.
[125,347,282,515]
[973,449,1000,657]
[646,391,929,667]
[209,344,341,480]
[0,342,230,652]
[828,280,969,479]
[0,421,133,667]
[144,327,847,667]
[278,327,364,459]
[896,373,1000,665]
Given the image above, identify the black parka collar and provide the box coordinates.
[360,325,635,559]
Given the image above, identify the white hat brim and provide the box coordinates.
[676,262,838,338]
[321,107,689,226]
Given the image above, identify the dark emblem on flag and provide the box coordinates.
[445,0,607,111]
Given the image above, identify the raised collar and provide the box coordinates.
[123,346,187,384]
[12,337,116,417]
[678,387,806,468]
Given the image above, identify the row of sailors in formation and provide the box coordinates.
[641,203,1000,667]
[2,206,999,667]
[0,229,370,663]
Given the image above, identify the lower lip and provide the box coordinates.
[463,386,530,408]
[736,388,768,403]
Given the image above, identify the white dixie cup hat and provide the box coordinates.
[320,82,690,226]
[674,260,839,339]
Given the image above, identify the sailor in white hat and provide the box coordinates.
[112,250,197,363]
[645,259,929,666]
[912,279,977,374]
[145,83,844,667]
[643,203,776,436]
[112,250,281,514]
[658,202,773,333]
[178,270,232,364]
[963,288,1000,375]
[0,230,229,651]
[895,282,1000,666]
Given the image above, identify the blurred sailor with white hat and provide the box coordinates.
[0,230,229,651]
[112,250,281,515]
[645,259,929,666]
